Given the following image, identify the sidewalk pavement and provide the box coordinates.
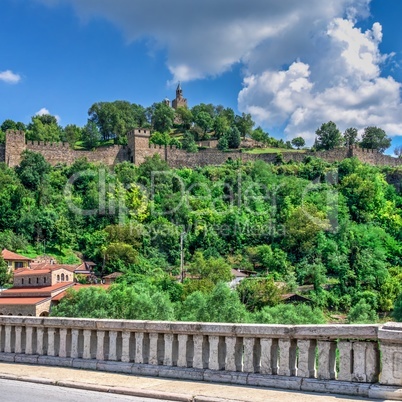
[0,362,386,402]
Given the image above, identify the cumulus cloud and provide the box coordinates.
[38,0,402,139]
[0,70,21,84]
[36,108,61,123]
[239,17,402,141]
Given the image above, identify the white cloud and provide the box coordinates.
[239,18,402,142]
[38,0,402,139]
[0,70,21,84]
[36,108,61,123]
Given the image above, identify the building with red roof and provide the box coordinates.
[1,249,33,271]
[0,265,75,317]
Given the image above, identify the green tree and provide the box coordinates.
[195,111,213,135]
[237,277,282,311]
[251,127,269,144]
[149,102,175,133]
[360,126,391,152]
[26,115,63,142]
[253,304,326,324]
[235,113,254,139]
[291,137,305,149]
[182,131,198,153]
[175,107,193,130]
[393,293,402,322]
[226,126,241,149]
[347,299,378,323]
[315,121,342,150]
[83,120,101,149]
[343,127,358,147]
[213,115,229,138]
[0,256,11,287]
[63,124,82,146]
[88,101,146,143]
[217,135,228,151]
[16,151,51,192]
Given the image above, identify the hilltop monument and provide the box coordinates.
[172,82,187,109]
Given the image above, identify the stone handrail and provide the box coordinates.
[0,317,401,399]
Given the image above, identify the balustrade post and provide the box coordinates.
[208,335,221,370]
[96,331,105,361]
[108,331,118,361]
[71,329,79,358]
[25,327,33,355]
[317,340,337,380]
[4,325,12,353]
[59,328,68,358]
[47,328,56,357]
[149,333,159,365]
[134,333,144,364]
[243,338,256,373]
[14,327,22,354]
[260,338,277,375]
[193,335,205,369]
[83,330,92,360]
[36,327,44,355]
[163,334,174,366]
[177,334,188,368]
[121,331,131,363]
[225,336,238,372]
[338,340,352,381]
[365,341,380,383]
[278,338,297,376]
[297,339,316,378]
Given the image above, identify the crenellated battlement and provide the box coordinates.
[2,129,402,168]
[28,141,68,148]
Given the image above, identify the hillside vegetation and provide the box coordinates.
[1,149,402,324]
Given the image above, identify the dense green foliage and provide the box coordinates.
[0,145,402,322]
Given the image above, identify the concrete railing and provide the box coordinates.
[0,317,401,400]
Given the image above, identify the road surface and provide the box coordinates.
[0,378,168,402]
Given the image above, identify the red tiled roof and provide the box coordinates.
[1,249,32,261]
[14,266,76,276]
[30,263,78,272]
[1,283,73,297]
[0,297,50,305]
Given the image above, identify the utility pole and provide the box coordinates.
[180,232,185,283]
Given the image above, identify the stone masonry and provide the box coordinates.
[2,129,402,169]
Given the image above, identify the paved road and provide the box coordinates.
[0,379,167,402]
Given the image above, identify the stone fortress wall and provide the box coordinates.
[2,129,402,169]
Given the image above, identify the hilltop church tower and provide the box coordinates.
[172,82,187,109]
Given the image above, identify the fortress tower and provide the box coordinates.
[5,130,27,167]
[172,82,187,109]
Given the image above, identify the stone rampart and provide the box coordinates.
[0,317,401,400]
[352,147,402,167]
[26,142,129,166]
[5,130,402,169]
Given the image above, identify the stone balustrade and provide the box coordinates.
[0,317,401,400]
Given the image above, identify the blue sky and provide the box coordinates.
[1,0,402,151]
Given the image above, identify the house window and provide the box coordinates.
[44,277,47,284]
[7,261,11,267]
[66,275,69,281]
[57,275,60,282]
[15,262,23,268]
[21,279,24,285]
[61,273,65,281]
[36,278,39,284]
[28,278,31,284]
